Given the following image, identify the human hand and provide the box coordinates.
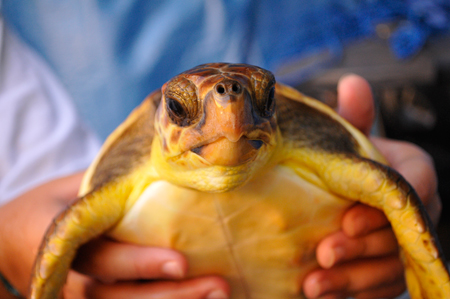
[0,173,229,299]
[65,237,229,299]
[302,74,441,298]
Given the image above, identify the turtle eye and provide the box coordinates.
[164,76,199,126]
[261,86,276,117]
[166,97,189,126]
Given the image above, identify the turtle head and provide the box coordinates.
[152,63,280,192]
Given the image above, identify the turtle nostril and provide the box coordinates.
[216,81,242,95]
[216,84,225,94]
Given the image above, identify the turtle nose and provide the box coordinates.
[209,79,253,142]
[214,79,242,98]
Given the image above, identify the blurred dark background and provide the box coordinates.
[285,30,450,257]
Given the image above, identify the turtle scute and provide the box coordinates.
[29,63,450,299]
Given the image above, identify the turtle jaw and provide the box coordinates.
[189,134,268,167]
[151,132,281,193]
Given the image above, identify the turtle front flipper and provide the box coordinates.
[31,90,160,298]
[275,84,449,298]
[289,151,450,299]
[30,180,132,299]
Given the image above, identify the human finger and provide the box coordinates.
[337,74,375,135]
[64,271,230,299]
[341,204,389,237]
[317,281,406,299]
[73,238,188,282]
[315,228,398,269]
[302,255,405,299]
[349,282,407,299]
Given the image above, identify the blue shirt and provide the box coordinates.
[2,0,449,139]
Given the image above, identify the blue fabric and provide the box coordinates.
[2,0,449,139]
[390,0,450,59]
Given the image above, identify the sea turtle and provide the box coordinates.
[30,63,449,299]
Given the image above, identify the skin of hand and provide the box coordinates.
[302,74,442,299]
[0,281,18,299]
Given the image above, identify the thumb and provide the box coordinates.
[337,74,374,136]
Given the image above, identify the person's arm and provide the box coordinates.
[303,74,441,299]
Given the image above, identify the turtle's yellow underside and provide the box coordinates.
[109,165,352,298]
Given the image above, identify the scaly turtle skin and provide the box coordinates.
[30,63,450,299]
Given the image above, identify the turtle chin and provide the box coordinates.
[187,165,256,193]
[166,148,273,193]
[152,135,278,192]
[190,137,263,167]
[197,142,278,192]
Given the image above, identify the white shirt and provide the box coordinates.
[0,17,101,204]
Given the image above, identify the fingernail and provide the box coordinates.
[161,261,184,278]
[329,246,346,266]
[309,283,321,298]
[308,277,332,298]
[321,245,345,269]
[205,289,228,299]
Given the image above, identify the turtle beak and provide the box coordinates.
[212,79,253,142]
[192,137,262,166]
[189,79,267,166]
